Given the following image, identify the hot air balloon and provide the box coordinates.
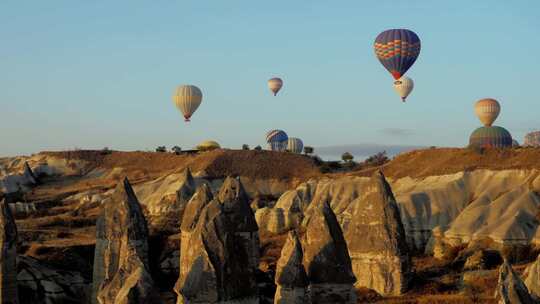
[172,85,202,122]
[474,98,500,126]
[268,78,283,96]
[196,140,221,151]
[374,29,421,80]
[266,129,288,151]
[287,138,304,154]
[393,76,414,102]
[469,126,512,148]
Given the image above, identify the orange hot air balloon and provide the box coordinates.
[474,98,500,126]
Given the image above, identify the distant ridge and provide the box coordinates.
[315,144,425,160]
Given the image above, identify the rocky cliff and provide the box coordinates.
[92,178,158,304]
[343,171,412,296]
[174,177,260,303]
[0,199,18,303]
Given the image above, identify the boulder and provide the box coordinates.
[0,199,18,303]
[302,201,356,304]
[92,178,158,304]
[494,260,534,304]
[174,177,260,303]
[274,231,308,304]
[18,255,89,304]
[524,253,540,301]
[344,171,412,296]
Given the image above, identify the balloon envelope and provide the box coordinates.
[172,85,202,122]
[268,78,283,96]
[287,138,304,153]
[374,29,421,80]
[474,98,500,126]
[393,76,414,101]
[266,129,288,151]
[469,126,512,148]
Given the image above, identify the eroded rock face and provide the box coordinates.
[494,260,534,304]
[174,177,260,304]
[92,178,158,304]
[302,201,356,304]
[23,161,37,185]
[0,199,18,303]
[344,171,411,296]
[524,254,540,301]
[274,231,308,304]
[18,255,89,304]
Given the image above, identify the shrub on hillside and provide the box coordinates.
[242,144,250,150]
[171,146,182,155]
[254,145,262,151]
[363,151,389,167]
[100,147,112,155]
[304,146,314,155]
[156,146,167,153]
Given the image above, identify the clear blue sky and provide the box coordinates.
[1,1,539,156]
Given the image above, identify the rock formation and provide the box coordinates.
[0,199,18,303]
[274,230,308,304]
[179,183,213,233]
[524,253,540,301]
[494,260,534,304]
[17,255,88,304]
[302,201,356,304]
[92,178,158,304]
[174,176,260,303]
[344,171,411,296]
[23,162,37,185]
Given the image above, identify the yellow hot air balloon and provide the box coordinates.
[474,98,500,126]
[268,77,283,96]
[196,140,221,151]
[393,76,414,102]
[172,85,202,122]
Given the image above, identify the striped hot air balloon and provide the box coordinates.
[393,76,414,102]
[474,98,500,127]
[268,78,283,96]
[172,85,202,122]
[266,129,288,151]
[374,29,421,80]
[469,126,512,148]
[287,138,304,154]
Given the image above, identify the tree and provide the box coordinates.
[100,147,112,155]
[156,146,167,153]
[172,146,182,155]
[304,146,314,155]
[364,151,389,166]
[254,145,262,151]
[242,144,250,150]
[342,152,354,163]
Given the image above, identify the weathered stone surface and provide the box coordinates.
[92,178,158,304]
[462,249,502,271]
[302,201,356,304]
[0,199,18,303]
[180,183,213,233]
[23,161,37,185]
[17,255,89,304]
[274,231,308,304]
[524,253,540,301]
[174,177,260,304]
[494,260,534,304]
[344,171,411,296]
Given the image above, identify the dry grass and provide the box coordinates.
[353,147,540,179]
